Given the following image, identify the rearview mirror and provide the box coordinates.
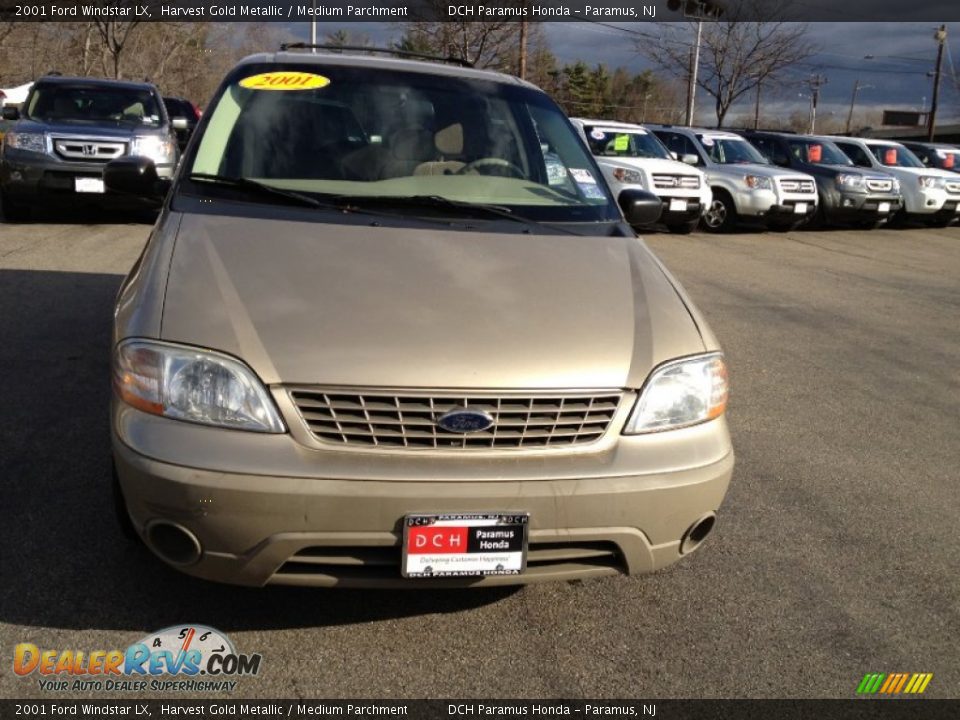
[2,106,20,121]
[103,156,171,199]
[618,189,663,227]
[171,117,188,131]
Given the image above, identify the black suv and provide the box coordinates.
[163,96,201,152]
[0,75,181,221]
[899,141,960,173]
[736,130,903,228]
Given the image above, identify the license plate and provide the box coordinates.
[668,198,688,212]
[75,177,104,193]
[402,513,529,578]
[794,203,808,214]
[878,202,891,213]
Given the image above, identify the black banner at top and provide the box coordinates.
[1,0,959,22]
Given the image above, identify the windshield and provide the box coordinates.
[582,126,671,160]
[25,84,162,127]
[696,134,769,164]
[868,144,924,168]
[187,64,618,223]
[787,139,852,166]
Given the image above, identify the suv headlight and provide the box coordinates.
[918,176,945,190]
[4,132,46,153]
[113,340,286,433]
[130,135,176,164]
[744,175,773,191]
[623,353,728,434]
[835,173,865,190]
[612,167,644,185]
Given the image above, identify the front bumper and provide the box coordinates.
[0,149,173,205]
[736,189,817,223]
[826,193,903,223]
[659,197,704,223]
[113,404,734,588]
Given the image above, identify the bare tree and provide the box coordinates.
[640,0,816,126]
[93,20,143,78]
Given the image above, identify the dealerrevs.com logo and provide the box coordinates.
[14,625,262,693]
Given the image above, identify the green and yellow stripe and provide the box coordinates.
[857,673,933,695]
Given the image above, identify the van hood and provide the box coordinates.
[12,118,159,137]
[159,214,705,389]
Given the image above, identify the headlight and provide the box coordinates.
[113,340,285,433]
[890,177,901,192]
[835,173,865,190]
[744,175,773,191]
[5,132,46,153]
[624,353,728,434]
[612,167,644,185]
[918,176,945,190]
[130,135,176,164]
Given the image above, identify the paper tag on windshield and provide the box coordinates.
[590,129,606,140]
[614,135,630,151]
[570,168,596,183]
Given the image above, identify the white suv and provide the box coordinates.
[571,118,710,234]
[828,136,960,227]
[648,125,819,233]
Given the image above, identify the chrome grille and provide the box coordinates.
[652,174,700,189]
[53,137,126,162]
[866,178,894,193]
[289,390,623,450]
[778,178,816,194]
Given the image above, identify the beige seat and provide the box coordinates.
[413,123,466,176]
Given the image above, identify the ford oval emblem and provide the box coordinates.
[436,408,495,434]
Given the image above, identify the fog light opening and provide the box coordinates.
[680,513,716,555]
[146,521,202,566]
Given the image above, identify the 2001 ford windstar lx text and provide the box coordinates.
[108,48,733,587]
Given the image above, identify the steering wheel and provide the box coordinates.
[456,158,525,178]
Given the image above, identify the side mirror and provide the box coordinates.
[681,153,699,165]
[670,151,679,160]
[618,188,663,227]
[2,106,20,121]
[103,156,171,198]
[171,116,188,131]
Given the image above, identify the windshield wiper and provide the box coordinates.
[330,194,578,234]
[186,173,326,209]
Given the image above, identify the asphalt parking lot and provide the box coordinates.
[1,216,958,700]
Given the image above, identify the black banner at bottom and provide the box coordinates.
[2,700,959,720]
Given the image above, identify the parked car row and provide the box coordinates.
[572,118,960,233]
[0,74,201,221]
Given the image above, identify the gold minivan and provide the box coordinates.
[107,48,733,587]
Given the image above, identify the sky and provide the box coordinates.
[292,21,960,126]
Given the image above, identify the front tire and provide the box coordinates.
[1,191,31,222]
[701,191,737,233]
[666,219,699,235]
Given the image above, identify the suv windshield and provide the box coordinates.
[583,126,671,160]
[696,134,768,165]
[787,139,852,166]
[187,63,618,222]
[26,84,162,127]
[868,144,925,168]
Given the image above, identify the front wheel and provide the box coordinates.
[667,219,699,235]
[1,192,31,223]
[701,192,737,233]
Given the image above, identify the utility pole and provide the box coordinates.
[685,19,703,126]
[845,79,872,134]
[518,20,528,80]
[928,24,947,142]
[807,74,827,134]
[754,80,762,130]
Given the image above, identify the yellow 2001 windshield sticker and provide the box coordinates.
[239,72,330,91]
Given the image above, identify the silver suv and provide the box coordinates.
[0,75,181,221]
[648,125,819,232]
